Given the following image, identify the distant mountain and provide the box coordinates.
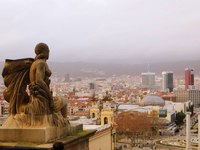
[48,60,200,77]
[0,60,199,77]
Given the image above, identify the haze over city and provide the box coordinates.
[2,1,200,149]
[0,0,200,64]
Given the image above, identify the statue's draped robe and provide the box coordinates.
[2,58,34,115]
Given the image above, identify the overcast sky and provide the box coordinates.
[0,0,200,64]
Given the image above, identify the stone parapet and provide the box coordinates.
[0,128,96,150]
[0,127,69,143]
[0,123,96,150]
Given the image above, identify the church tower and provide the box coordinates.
[90,94,100,119]
[100,91,114,125]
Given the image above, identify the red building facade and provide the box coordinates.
[185,68,194,90]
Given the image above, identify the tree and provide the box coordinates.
[115,111,157,146]
[187,104,194,116]
[175,111,186,126]
[149,110,159,136]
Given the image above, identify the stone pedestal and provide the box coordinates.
[0,121,96,150]
[0,127,69,143]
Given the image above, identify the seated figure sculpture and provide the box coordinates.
[2,43,69,128]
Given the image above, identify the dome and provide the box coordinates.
[141,95,165,106]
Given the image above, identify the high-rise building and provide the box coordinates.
[185,68,194,90]
[64,74,70,82]
[89,82,95,90]
[141,72,155,88]
[162,71,173,92]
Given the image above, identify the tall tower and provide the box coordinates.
[90,95,100,119]
[162,71,173,92]
[141,72,155,88]
[64,74,70,82]
[185,68,194,90]
[101,91,113,125]
[89,82,95,90]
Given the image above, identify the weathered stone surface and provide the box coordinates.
[0,129,96,150]
[0,127,69,143]
[2,43,69,128]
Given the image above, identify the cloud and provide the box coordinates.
[0,0,200,63]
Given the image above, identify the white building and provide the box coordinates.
[174,89,200,107]
[141,72,156,89]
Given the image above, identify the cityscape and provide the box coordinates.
[0,65,200,149]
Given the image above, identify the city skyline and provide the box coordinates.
[0,0,200,64]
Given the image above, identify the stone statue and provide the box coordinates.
[2,43,69,128]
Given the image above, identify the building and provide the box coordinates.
[174,90,188,103]
[141,72,156,89]
[162,71,173,92]
[68,97,91,116]
[84,124,115,150]
[140,95,165,106]
[89,83,95,90]
[164,101,187,113]
[0,100,9,126]
[90,97,100,120]
[117,96,176,124]
[100,92,114,125]
[189,89,200,107]
[64,74,70,82]
[185,68,194,90]
[0,100,9,116]
[174,89,200,107]
[162,94,176,102]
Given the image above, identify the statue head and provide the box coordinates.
[34,43,49,60]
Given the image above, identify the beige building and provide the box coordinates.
[189,89,200,107]
[174,90,188,102]
[90,98,100,119]
[84,125,115,150]
[174,89,200,107]
[101,96,114,125]
[101,109,114,125]
[90,107,100,119]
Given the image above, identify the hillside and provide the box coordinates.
[0,60,199,77]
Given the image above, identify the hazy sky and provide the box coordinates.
[0,0,200,64]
